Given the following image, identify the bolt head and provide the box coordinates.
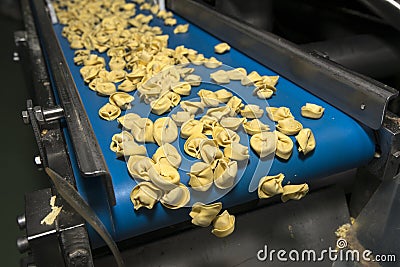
[22,111,30,124]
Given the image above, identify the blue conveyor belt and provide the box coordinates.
[52,6,375,247]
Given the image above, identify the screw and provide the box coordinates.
[22,111,30,124]
[17,214,26,229]
[360,104,366,110]
[16,237,30,253]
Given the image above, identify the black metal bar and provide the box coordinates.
[29,0,116,205]
[168,0,398,130]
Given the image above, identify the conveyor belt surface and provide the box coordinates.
[52,5,375,246]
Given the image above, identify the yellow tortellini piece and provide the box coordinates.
[98,103,121,121]
[173,24,189,34]
[241,70,262,86]
[189,202,222,227]
[243,119,270,135]
[224,142,249,161]
[153,117,178,146]
[295,128,316,155]
[211,210,235,238]
[213,159,238,189]
[257,173,284,199]
[254,87,274,99]
[130,117,155,143]
[226,96,244,114]
[118,80,137,92]
[214,89,233,103]
[210,70,230,84]
[226,68,247,80]
[212,126,240,147]
[198,89,220,107]
[250,131,277,158]
[275,131,293,160]
[152,143,182,169]
[109,70,126,83]
[204,56,222,69]
[150,95,173,115]
[206,106,234,121]
[149,162,180,191]
[171,111,194,127]
[171,82,191,96]
[240,104,264,119]
[281,183,309,202]
[184,133,208,158]
[266,107,294,122]
[109,92,134,110]
[180,119,204,139]
[301,103,325,119]
[188,162,214,192]
[164,17,177,26]
[110,131,146,158]
[96,82,117,96]
[184,74,202,86]
[220,117,246,131]
[160,183,190,209]
[199,139,223,164]
[180,101,205,115]
[128,157,155,182]
[214,42,231,54]
[130,182,163,210]
[109,56,126,71]
[200,116,220,135]
[276,117,303,135]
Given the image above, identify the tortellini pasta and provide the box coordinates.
[213,159,238,189]
[173,24,189,34]
[295,128,316,155]
[180,101,204,115]
[220,117,246,131]
[210,70,230,84]
[97,82,117,96]
[276,117,303,135]
[171,111,194,126]
[275,131,293,160]
[180,119,204,139]
[184,74,202,86]
[198,89,220,107]
[110,131,146,158]
[214,89,233,103]
[149,162,180,191]
[243,119,270,135]
[204,57,222,69]
[153,117,178,146]
[214,42,231,54]
[184,133,208,158]
[109,92,134,110]
[301,103,324,119]
[131,117,155,143]
[240,104,264,119]
[266,107,294,122]
[211,210,235,237]
[128,157,155,181]
[200,116,220,135]
[226,68,247,80]
[281,183,309,202]
[152,143,182,169]
[98,103,121,121]
[130,182,163,210]
[160,183,190,209]
[250,131,277,158]
[189,202,222,227]
[226,96,244,113]
[199,139,223,164]
[224,142,249,161]
[188,162,214,191]
[171,82,191,96]
[206,106,234,121]
[212,126,240,147]
[257,173,284,199]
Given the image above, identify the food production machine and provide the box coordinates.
[15,0,400,266]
